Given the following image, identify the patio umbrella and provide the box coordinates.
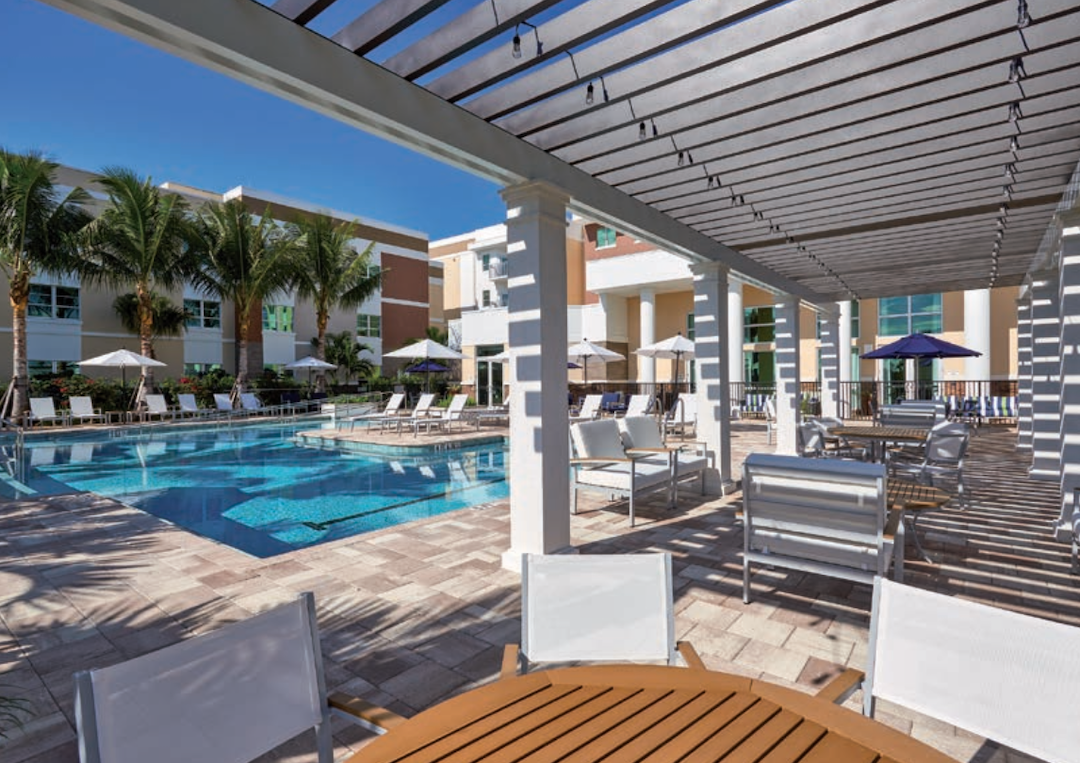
[862,333,981,401]
[78,349,166,388]
[405,360,451,395]
[635,332,696,391]
[567,339,625,385]
[285,355,337,386]
[384,339,468,392]
[488,350,580,369]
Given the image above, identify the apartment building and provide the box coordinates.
[432,219,1019,402]
[0,166,430,382]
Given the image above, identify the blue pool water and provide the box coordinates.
[7,422,508,557]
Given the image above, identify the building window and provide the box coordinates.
[28,360,76,376]
[184,299,221,329]
[367,263,382,280]
[482,290,491,308]
[878,294,941,336]
[596,226,617,249]
[686,313,695,340]
[850,299,860,338]
[482,253,490,271]
[815,315,823,340]
[28,284,80,320]
[183,362,222,375]
[357,313,381,338]
[262,305,294,333]
[744,306,775,344]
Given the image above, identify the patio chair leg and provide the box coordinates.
[742,560,751,604]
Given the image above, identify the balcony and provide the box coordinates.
[487,259,508,282]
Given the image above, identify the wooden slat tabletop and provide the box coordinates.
[346,665,957,763]
[887,479,950,509]
[832,426,929,442]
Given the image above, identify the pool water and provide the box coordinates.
[6,422,508,557]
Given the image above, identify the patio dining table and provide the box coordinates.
[831,425,929,462]
[345,664,956,763]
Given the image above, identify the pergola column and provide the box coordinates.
[1016,291,1033,452]
[691,262,732,493]
[1029,270,1062,481]
[639,287,656,385]
[1054,214,1080,539]
[838,300,853,417]
[963,289,992,387]
[774,296,802,454]
[818,306,841,419]
[500,181,573,568]
[728,280,744,389]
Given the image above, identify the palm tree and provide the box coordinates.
[112,293,190,354]
[79,167,198,392]
[191,199,296,393]
[0,149,91,418]
[320,331,374,386]
[290,214,381,391]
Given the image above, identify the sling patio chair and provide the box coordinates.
[569,393,603,422]
[141,394,174,422]
[68,396,106,425]
[384,393,436,433]
[177,393,212,418]
[338,392,406,431]
[239,392,266,416]
[213,393,235,414]
[618,393,655,418]
[861,577,1080,763]
[74,592,404,763]
[28,397,68,427]
[502,552,705,677]
[414,393,470,435]
[661,392,697,438]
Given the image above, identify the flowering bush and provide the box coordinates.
[29,374,128,411]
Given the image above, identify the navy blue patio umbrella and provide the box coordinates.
[405,359,450,394]
[862,333,981,402]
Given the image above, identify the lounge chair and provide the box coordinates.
[862,577,1080,763]
[384,393,436,433]
[569,393,602,422]
[213,393,234,414]
[617,415,709,498]
[68,396,106,425]
[618,393,655,418]
[570,418,673,527]
[177,393,211,418]
[339,392,406,431]
[414,393,470,435]
[28,397,67,427]
[240,392,264,415]
[74,592,404,763]
[141,394,174,422]
[502,553,704,677]
[662,392,696,438]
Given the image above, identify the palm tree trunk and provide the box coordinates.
[9,273,30,422]
[236,313,249,393]
[315,311,328,393]
[137,284,155,394]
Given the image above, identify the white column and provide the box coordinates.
[819,306,841,419]
[1055,215,1080,539]
[691,262,732,493]
[500,181,573,569]
[1030,270,1062,481]
[1016,291,1033,452]
[838,300,853,416]
[964,288,992,385]
[774,296,802,454]
[728,280,744,388]
[639,287,656,385]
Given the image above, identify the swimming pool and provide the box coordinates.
[6,422,508,557]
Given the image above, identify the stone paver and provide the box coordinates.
[0,422,1068,763]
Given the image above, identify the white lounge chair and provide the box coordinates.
[617,415,709,498]
[213,393,234,413]
[68,396,105,425]
[74,592,404,763]
[339,392,405,431]
[619,393,655,418]
[28,397,67,427]
[141,394,173,422]
[414,393,470,435]
[662,392,696,437]
[569,393,603,422]
[570,418,673,527]
[862,577,1080,763]
[177,393,211,418]
[502,553,704,677]
[240,392,264,415]
[385,393,435,433]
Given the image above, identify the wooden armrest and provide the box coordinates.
[501,644,520,680]
[677,641,706,670]
[814,667,865,705]
[328,691,407,734]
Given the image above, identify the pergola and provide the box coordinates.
[40,0,1080,564]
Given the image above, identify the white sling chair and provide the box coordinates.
[863,578,1080,763]
[502,553,704,677]
[74,592,403,763]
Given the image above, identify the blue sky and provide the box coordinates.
[0,0,506,240]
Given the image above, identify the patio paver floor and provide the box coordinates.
[0,420,1075,762]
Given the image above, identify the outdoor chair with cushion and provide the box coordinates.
[599,391,623,415]
[141,394,174,422]
[68,396,106,425]
[861,577,1080,763]
[570,418,673,527]
[502,553,704,677]
[73,592,405,763]
[617,415,710,498]
[741,453,903,603]
[28,397,68,427]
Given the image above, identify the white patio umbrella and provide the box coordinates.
[567,339,624,385]
[635,332,696,390]
[384,339,469,392]
[285,355,337,386]
[78,349,166,388]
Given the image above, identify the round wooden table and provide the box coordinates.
[346,664,957,763]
